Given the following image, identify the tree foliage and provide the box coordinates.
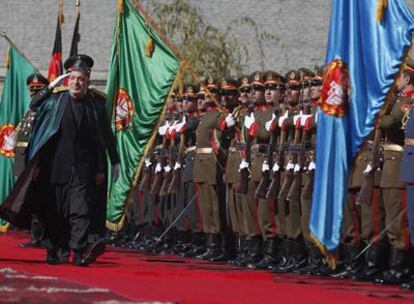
[142,0,279,79]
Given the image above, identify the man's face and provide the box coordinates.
[68,70,89,99]
[301,85,311,102]
[220,91,239,109]
[396,73,410,91]
[239,89,250,106]
[287,87,300,106]
[251,86,265,104]
[265,86,278,105]
[184,98,197,112]
[310,84,322,100]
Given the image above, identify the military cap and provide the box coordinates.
[204,76,219,91]
[27,73,49,89]
[249,71,265,87]
[299,67,315,84]
[286,70,301,87]
[219,78,240,91]
[403,58,414,75]
[184,83,198,99]
[264,70,286,87]
[238,75,251,91]
[312,65,324,85]
[63,54,94,74]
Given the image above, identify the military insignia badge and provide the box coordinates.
[0,124,16,157]
[115,88,134,131]
[318,59,350,117]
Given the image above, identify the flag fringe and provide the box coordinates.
[0,222,10,234]
[376,0,388,22]
[106,62,186,232]
[309,233,337,270]
[4,45,10,68]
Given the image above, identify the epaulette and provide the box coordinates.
[53,85,69,94]
[88,87,107,102]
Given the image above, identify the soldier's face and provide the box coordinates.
[239,89,250,106]
[301,86,310,101]
[310,85,321,100]
[265,87,277,105]
[287,88,299,105]
[251,87,265,104]
[68,71,89,99]
[184,98,197,112]
[396,73,410,91]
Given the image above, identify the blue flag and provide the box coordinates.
[310,0,414,263]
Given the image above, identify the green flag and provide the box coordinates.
[0,44,39,229]
[106,0,181,230]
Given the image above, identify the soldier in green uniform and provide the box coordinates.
[194,77,234,261]
[247,71,284,270]
[16,73,49,249]
[272,70,307,272]
[372,67,414,284]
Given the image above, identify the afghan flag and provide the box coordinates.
[0,44,39,230]
[105,0,181,230]
[69,3,81,57]
[310,0,414,266]
[47,0,64,82]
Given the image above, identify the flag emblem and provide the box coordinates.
[319,59,350,118]
[115,88,134,131]
[0,124,16,158]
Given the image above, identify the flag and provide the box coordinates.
[105,0,181,230]
[47,0,64,82]
[310,0,414,266]
[0,44,39,229]
[69,3,81,57]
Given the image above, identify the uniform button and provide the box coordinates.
[392,156,395,160]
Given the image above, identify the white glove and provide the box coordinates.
[286,161,294,171]
[158,122,170,136]
[225,114,236,127]
[112,163,120,182]
[301,114,313,126]
[144,158,152,168]
[363,163,373,175]
[293,111,303,126]
[262,161,270,172]
[174,162,182,170]
[175,120,186,133]
[265,113,277,132]
[272,162,280,172]
[164,165,171,173]
[315,112,318,124]
[278,111,289,128]
[155,162,162,173]
[244,113,255,129]
[238,159,250,171]
[308,161,316,171]
[294,163,301,173]
[48,73,69,89]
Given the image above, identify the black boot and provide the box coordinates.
[207,234,227,262]
[72,250,89,267]
[351,244,387,282]
[330,243,364,279]
[244,237,263,265]
[275,239,307,273]
[182,232,206,257]
[374,248,412,285]
[247,238,280,270]
[46,249,61,265]
[227,235,243,265]
[269,238,289,272]
[295,242,330,276]
[195,234,215,260]
[233,237,251,266]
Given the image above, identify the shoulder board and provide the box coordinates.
[88,87,107,102]
[53,86,68,94]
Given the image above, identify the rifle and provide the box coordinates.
[255,107,279,199]
[356,126,382,205]
[151,136,167,196]
[168,131,185,194]
[235,98,255,194]
[286,103,312,202]
[139,151,154,191]
[160,129,176,196]
[266,112,287,200]
[277,107,302,204]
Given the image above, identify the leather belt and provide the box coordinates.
[382,143,404,152]
[405,138,414,146]
[196,147,213,154]
[251,144,269,154]
[15,141,28,148]
[186,146,196,153]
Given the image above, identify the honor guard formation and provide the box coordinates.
[78,60,414,289]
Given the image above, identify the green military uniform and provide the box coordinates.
[193,77,228,261]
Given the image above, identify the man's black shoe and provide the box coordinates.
[73,251,89,267]
[83,241,106,263]
[46,250,61,265]
[20,241,43,249]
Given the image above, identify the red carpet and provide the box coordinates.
[1,231,413,304]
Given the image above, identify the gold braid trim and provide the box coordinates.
[0,222,10,234]
[376,0,388,22]
[106,62,185,232]
[309,233,337,270]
